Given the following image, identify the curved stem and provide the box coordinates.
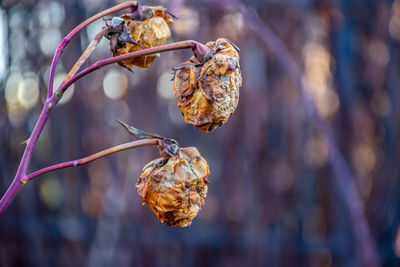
[23,139,159,183]
[47,1,138,98]
[61,28,108,87]
[0,39,203,215]
[56,40,199,95]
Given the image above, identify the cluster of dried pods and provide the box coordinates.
[108,4,242,227]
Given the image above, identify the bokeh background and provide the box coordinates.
[1,0,400,266]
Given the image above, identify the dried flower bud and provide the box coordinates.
[137,147,210,227]
[173,38,242,132]
[118,6,173,69]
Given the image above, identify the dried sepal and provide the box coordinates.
[116,119,178,145]
[137,147,210,227]
[173,38,242,132]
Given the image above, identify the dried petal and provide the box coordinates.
[173,38,242,132]
[137,147,210,227]
[117,8,173,69]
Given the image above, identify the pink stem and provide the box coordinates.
[0,40,203,215]
[23,139,159,183]
[47,1,138,98]
[55,40,200,95]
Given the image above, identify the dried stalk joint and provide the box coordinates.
[192,42,214,63]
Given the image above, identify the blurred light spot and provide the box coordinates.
[40,28,61,56]
[83,0,106,11]
[304,43,331,74]
[216,13,244,41]
[0,9,7,83]
[53,73,75,104]
[9,8,25,28]
[395,225,400,257]
[5,73,21,105]
[303,42,338,117]
[371,90,392,117]
[317,90,340,117]
[157,71,175,100]
[304,136,328,168]
[7,103,27,127]
[352,144,376,175]
[390,1,400,41]
[81,189,104,218]
[39,177,64,209]
[168,101,185,125]
[17,72,39,109]
[103,69,128,99]
[37,1,65,28]
[269,162,294,193]
[368,39,390,66]
[172,8,199,36]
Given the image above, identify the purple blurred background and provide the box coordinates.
[1,0,400,266]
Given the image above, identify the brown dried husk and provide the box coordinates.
[118,13,172,68]
[173,38,242,132]
[137,147,210,227]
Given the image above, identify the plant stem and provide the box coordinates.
[23,139,159,183]
[47,1,138,98]
[55,40,200,95]
[61,28,108,87]
[0,40,204,215]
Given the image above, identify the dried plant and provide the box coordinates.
[0,1,242,227]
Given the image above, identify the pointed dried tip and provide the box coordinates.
[20,138,29,146]
[116,119,148,139]
[116,119,179,145]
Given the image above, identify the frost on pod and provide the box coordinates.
[118,6,174,69]
[137,147,210,227]
[173,38,242,132]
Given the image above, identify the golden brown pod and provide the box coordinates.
[137,147,210,227]
[173,38,242,132]
[118,7,173,69]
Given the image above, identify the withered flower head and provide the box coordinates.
[137,146,210,227]
[116,5,174,69]
[117,120,210,227]
[173,38,242,132]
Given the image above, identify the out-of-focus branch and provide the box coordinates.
[213,0,380,266]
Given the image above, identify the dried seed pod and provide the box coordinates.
[117,6,173,69]
[137,147,210,227]
[173,38,242,132]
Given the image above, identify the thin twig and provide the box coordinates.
[22,139,159,183]
[55,40,198,96]
[47,1,138,98]
[61,27,109,87]
[0,39,202,215]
